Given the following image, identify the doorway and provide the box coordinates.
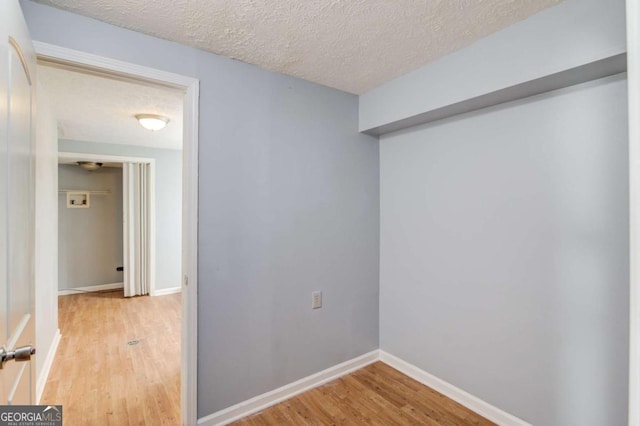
[34,43,199,425]
[57,158,128,296]
[57,153,162,298]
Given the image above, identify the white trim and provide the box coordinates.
[36,329,61,404]
[197,350,379,426]
[629,0,640,424]
[58,282,124,296]
[151,286,182,296]
[182,79,200,426]
[36,41,199,426]
[59,152,154,164]
[196,349,528,426]
[34,41,195,89]
[379,351,530,426]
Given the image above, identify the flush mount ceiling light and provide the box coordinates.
[77,161,103,172]
[135,114,170,131]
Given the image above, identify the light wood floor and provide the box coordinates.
[44,292,491,425]
[232,362,495,426]
[42,290,181,425]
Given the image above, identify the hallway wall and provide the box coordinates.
[58,164,123,290]
[59,140,183,292]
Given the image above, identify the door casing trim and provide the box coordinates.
[34,41,199,426]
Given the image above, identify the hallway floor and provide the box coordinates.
[42,290,181,425]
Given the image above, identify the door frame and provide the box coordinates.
[58,152,158,296]
[629,0,640,425]
[36,42,199,425]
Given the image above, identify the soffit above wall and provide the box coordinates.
[39,64,183,150]
[33,0,562,95]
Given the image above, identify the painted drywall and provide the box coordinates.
[21,2,380,417]
[34,82,59,392]
[59,140,182,292]
[58,164,123,289]
[380,74,629,425]
[359,0,626,133]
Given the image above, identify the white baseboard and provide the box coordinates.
[58,282,123,296]
[379,351,530,426]
[197,349,527,426]
[36,329,61,404]
[151,286,182,296]
[197,350,379,426]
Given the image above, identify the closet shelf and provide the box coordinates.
[58,189,111,195]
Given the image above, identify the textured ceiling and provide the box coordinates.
[33,0,562,94]
[39,64,184,150]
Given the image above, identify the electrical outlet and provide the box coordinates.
[312,291,322,309]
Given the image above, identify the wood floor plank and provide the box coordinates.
[338,375,402,424]
[343,375,422,426]
[41,290,181,425]
[233,362,495,426]
[354,366,464,424]
[261,405,291,425]
[363,363,488,425]
[296,391,343,424]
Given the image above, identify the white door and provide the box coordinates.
[0,0,38,405]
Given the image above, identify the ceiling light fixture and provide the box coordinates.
[77,161,103,172]
[135,114,170,131]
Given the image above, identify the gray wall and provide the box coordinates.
[359,0,626,132]
[380,75,629,425]
[22,2,380,416]
[58,164,123,289]
[59,140,182,291]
